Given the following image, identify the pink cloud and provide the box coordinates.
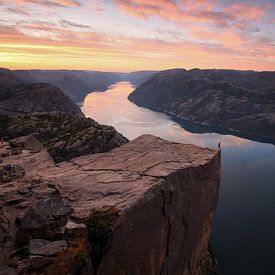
[225,3,267,20]
[5,0,82,7]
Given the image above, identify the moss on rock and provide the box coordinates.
[86,207,120,273]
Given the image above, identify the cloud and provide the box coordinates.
[115,0,268,30]
[5,6,30,15]
[224,3,267,21]
[4,0,82,7]
[0,0,274,71]
[60,19,91,29]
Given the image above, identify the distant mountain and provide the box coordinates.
[13,69,122,103]
[0,68,84,117]
[0,68,128,161]
[10,69,157,103]
[128,68,275,139]
[120,70,157,87]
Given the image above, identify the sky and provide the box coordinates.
[0,0,274,72]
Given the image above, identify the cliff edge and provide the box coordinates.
[0,134,220,275]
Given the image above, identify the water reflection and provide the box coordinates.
[82,82,250,148]
[82,82,275,275]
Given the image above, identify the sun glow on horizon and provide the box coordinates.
[0,0,274,71]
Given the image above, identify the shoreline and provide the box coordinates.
[128,97,275,145]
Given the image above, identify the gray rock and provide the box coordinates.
[0,112,128,163]
[0,206,10,245]
[10,147,22,155]
[0,165,25,183]
[9,134,44,153]
[28,255,55,270]
[0,267,16,275]
[29,239,67,256]
[65,221,87,237]
[18,193,73,243]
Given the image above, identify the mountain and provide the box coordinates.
[128,68,275,139]
[0,112,128,162]
[120,70,157,87]
[0,69,84,117]
[13,70,122,103]
[8,69,157,103]
[0,68,128,162]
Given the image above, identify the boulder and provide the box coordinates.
[29,239,67,256]
[65,221,88,237]
[9,134,44,153]
[18,193,73,244]
[28,255,55,270]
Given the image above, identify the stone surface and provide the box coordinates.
[0,134,220,275]
[9,134,44,153]
[29,239,67,256]
[28,255,55,270]
[18,193,73,243]
[0,113,128,162]
[0,267,17,275]
[65,221,88,237]
[129,68,275,140]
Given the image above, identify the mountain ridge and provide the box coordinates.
[128,68,275,140]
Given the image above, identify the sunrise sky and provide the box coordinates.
[0,0,274,71]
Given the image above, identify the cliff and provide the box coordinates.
[0,69,84,117]
[0,112,128,163]
[0,134,220,275]
[128,68,275,140]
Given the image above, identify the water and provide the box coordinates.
[82,82,275,275]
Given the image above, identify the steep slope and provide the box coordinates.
[0,134,220,275]
[0,69,84,117]
[0,112,128,162]
[14,70,121,102]
[129,68,275,139]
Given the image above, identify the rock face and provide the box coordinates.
[0,112,128,162]
[129,68,275,139]
[0,68,84,117]
[0,134,220,275]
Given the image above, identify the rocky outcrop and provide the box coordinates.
[128,68,275,139]
[0,134,220,274]
[0,112,128,162]
[0,69,84,117]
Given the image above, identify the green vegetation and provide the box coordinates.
[86,207,120,273]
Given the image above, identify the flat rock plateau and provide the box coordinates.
[0,134,220,275]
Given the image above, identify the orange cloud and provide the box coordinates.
[190,25,246,45]
[116,0,268,27]
[0,20,274,72]
[0,0,274,72]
